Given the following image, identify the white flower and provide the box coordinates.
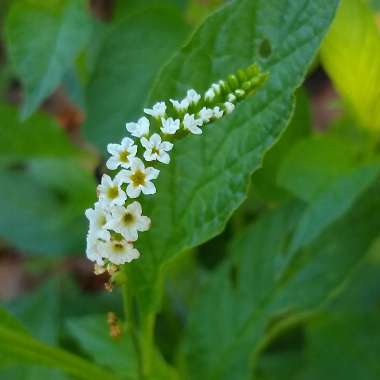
[85,202,110,240]
[86,231,109,265]
[126,117,150,138]
[170,98,189,113]
[224,102,235,114]
[102,238,140,265]
[186,89,201,105]
[106,137,137,170]
[183,113,203,135]
[199,107,214,123]
[117,157,159,198]
[212,83,221,93]
[144,102,166,118]
[106,201,150,242]
[228,93,237,102]
[98,174,127,207]
[213,106,224,119]
[141,133,173,164]
[161,117,180,135]
[205,88,215,101]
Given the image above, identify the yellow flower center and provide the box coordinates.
[152,147,160,155]
[107,186,119,199]
[112,242,124,253]
[130,170,146,186]
[119,150,130,163]
[123,212,135,226]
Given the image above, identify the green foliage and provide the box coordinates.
[5,0,91,118]
[128,0,339,317]
[0,105,96,255]
[2,0,380,380]
[83,7,189,149]
[321,0,380,132]
[180,176,380,380]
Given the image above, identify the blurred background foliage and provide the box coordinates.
[0,0,379,379]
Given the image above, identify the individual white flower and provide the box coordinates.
[106,137,137,170]
[212,83,221,93]
[126,117,150,138]
[102,238,140,265]
[141,133,173,164]
[170,98,189,113]
[199,107,214,123]
[213,106,224,119]
[85,202,110,240]
[186,89,201,105]
[106,201,151,242]
[183,113,203,135]
[224,102,235,114]
[205,88,215,101]
[98,174,127,207]
[144,102,166,118]
[161,117,180,135]
[117,157,159,198]
[228,93,237,103]
[86,231,109,265]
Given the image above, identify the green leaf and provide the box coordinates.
[66,315,139,379]
[5,0,91,118]
[321,0,380,132]
[128,0,339,315]
[277,135,365,202]
[252,89,312,203]
[0,105,96,255]
[180,176,380,380]
[83,7,189,149]
[0,282,123,380]
[300,312,380,380]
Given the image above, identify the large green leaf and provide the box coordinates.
[127,0,339,315]
[321,0,380,132]
[180,175,380,380]
[66,315,138,379]
[0,105,96,255]
[5,0,91,118]
[83,7,189,149]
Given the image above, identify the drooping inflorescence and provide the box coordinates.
[85,63,268,275]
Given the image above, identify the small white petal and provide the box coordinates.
[146,167,160,180]
[157,151,170,164]
[142,181,156,195]
[126,184,141,198]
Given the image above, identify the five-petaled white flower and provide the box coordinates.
[106,137,137,170]
[85,202,110,240]
[213,106,224,119]
[117,157,159,198]
[170,98,189,113]
[199,107,214,123]
[186,89,201,105]
[126,117,150,138]
[141,133,173,164]
[106,201,150,242]
[98,174,127,207]
[86,231,109,265]
[161,117,180,135]
[144,102,166,118]
[224,102,235,114]
[102,238,140,265]
[183,113,203,135]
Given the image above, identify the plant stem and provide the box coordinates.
[122,283,143,379]
[140,312,156,379]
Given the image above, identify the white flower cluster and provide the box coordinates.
[85,64,268,273]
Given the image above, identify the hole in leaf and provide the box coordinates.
[258,38,272,59]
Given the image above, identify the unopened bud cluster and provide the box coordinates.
[85,64,268,273]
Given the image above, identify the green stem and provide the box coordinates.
[122,283,143,379]
[140,313,156,379]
